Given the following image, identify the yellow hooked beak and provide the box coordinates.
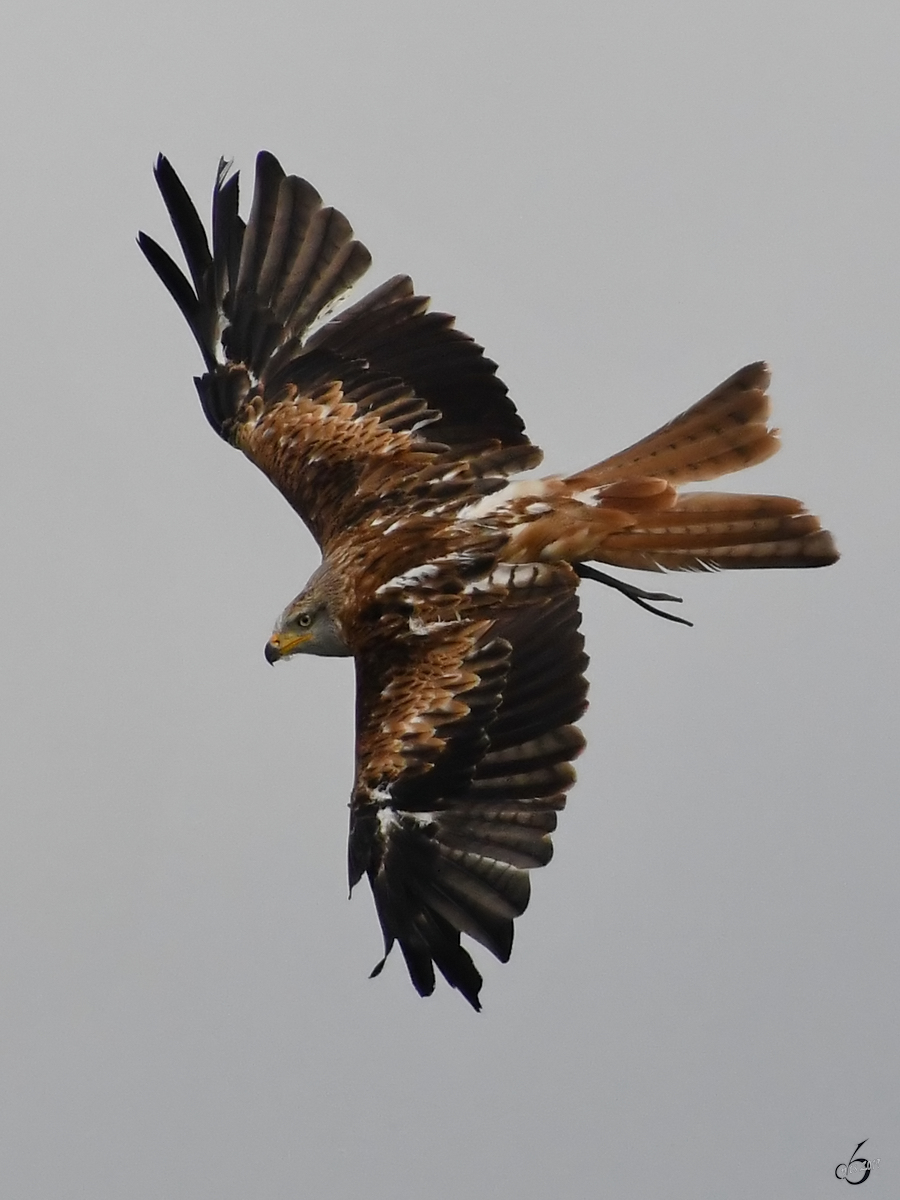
[264,630,312,664]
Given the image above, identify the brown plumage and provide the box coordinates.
[139,151,838,1010]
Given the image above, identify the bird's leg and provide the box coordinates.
[573,563,693,627]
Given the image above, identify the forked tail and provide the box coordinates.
[506,363,838,572]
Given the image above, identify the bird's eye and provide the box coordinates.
[297,613,312,629]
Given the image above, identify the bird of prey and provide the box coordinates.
[139,152,838,1010]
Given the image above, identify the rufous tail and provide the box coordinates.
[507,363,838,572]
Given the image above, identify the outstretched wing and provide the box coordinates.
[139,152,540,549]
[348,562,588,1009]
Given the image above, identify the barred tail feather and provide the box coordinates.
[572,362,779,486]
[589,491,839,571]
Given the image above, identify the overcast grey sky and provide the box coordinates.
[1,1,898,1197]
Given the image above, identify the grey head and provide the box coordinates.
[264,562,352,663]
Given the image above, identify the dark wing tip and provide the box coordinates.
[366,916,483,1010]
[255,148,285,178]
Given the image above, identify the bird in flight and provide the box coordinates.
[139,152,838,1010]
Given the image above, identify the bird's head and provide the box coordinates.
[265,565,351,663]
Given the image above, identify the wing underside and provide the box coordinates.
[138,151,541,551]
[348,565,588,1009]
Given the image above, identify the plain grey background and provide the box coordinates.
[1,1,897,1197]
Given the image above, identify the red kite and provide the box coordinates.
[140,152,837,1009]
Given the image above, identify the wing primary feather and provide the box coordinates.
[234,151,286,300]
[212,162,243,314]
[151,155,212,301]
[257,175,320,308]
[137,233,216,372]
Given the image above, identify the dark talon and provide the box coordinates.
[574,563,693,627]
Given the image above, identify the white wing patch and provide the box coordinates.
[458,478,556,521]
[376,564,442,595]
[463,561,555,594]
[376,806,434,837]
[409,616,458,636]
[571,488,603,507]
